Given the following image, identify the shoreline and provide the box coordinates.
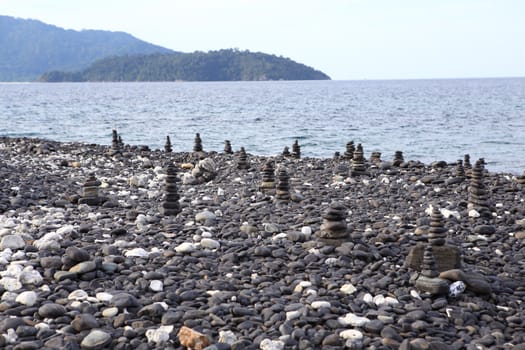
[0,136,524,349]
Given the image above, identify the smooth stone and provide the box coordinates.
[15,291,38,306]
[65,246,90,262]
[340,283,357,295]
[80,329,112,349]
[102,307,119,317]
[1,235,25,250]
[338,313,370,327]
[71,313,99,332]
[112,293,140,309]
[340,329,363,340]
[195,210,216,223]
[150,280,164,292]
[69,261,97,274]
[38,303,66,318]
[175,242,197,253]
[311,301,331,309]
[200,238,220,250]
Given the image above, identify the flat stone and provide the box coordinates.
[80,329,112,349]
[69,261,97,274]
[178,326,211,350]
[1,235,25,250]
[16,291,38,306]
[38,303,66,318]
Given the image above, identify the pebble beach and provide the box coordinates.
[0,136,525,350]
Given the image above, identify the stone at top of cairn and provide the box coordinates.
[343,141,355,160]
[224,140,233,154]
[468,159,491,218]
[275,168,290,201]
[164,136,172,153]
[282,146,290,157]
[160,163,181,216]
[351,143,366,176]
[260,160,276,190]
[393,151,404,166]
[292,140,301,159]
[193,133,203,153]
[428,207,447,246]
[237,147,250,170]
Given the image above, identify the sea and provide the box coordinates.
[1,78,524,174]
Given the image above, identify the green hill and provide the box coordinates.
[38,49,331,82]
[0,15,173,81]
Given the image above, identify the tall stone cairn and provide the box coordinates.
[428,207,447,246]
[292,140,301,159]
[414,244,449,295]
[260,161,276,191]
[79,174,102,206]
[193,133,203,152]
[237,147,250,170]
[393,151,404,166]
[317,202,350,241]
[468,160,491,218]
[370,151,382,164]
[343,141,355,160]
[164,136,172,153]
[224,140,233,154]
[455,159,465,178]
[351,143,366,176]
[110,129,122,155]
[275,168,290,201]
[160,163,181,216]
[282,146,291,157]
[464,154,472,177]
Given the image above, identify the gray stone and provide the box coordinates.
[80,329,112,349]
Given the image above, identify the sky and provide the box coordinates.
[2,0,525,80]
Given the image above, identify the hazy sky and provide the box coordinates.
[2,0,524,80]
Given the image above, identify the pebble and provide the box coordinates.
[15,291,38,306]
[80,329,112,349]
[0,235,25,250]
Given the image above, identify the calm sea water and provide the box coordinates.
[1,79,524,174]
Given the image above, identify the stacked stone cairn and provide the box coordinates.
[160,163,181,216]
[370,151,382,164]
[464,154,472,177]
[351,143,367,176]
[164,136,172,153]
[275,168,290,201]
[455,159,465,178]
[260,161,276,192]
[282,146,291,157]
[407,206,461,295]
[516,172,525,185]
[468,160,491,218]
[333,151,341,160]
[224,140,233,154]
[109,129,122,155]
[316,202,350,244]
[79,174,102,206]
[237,147,250,170]
[292,140,301,159]
[393,150,404,166]
[343,141,355,160]
[193,133,203,153]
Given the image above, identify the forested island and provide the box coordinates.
[38,49,330,82]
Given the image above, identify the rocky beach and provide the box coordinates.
[0,136,524,350]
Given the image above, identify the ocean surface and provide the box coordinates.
[1,78,524,174]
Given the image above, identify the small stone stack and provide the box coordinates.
[333,151,341,160]
[351,143,366,176]
[464,154,472,177]
[282,146,290,157]
[516,172,525,185]
[343,141,355,160]
[393,151,404,166]
[468,160,491,218]
[79,174,102,206]
[164,136,172,153]
[316,202,350,244]
[275,168,290,201]
[406,206,461,273]
[260,161,276,191]
[415,245,450,295]
[109,129,122,155]
[370,152,382,164]
[160,163,181,216]
[193,133,203,153]
[224,140,233,154]
[455,159,465,178]
[292,140,301,159]
[237,147,250,170]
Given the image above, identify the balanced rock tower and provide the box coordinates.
[468,160,491,218]
[224,140,233,154]
[455,159,465,179]
[109,129,122,156]
[351,143,367,176]
[393,151,404,166]
[79,174,102,206]
[464,154,472,177]
[282,146,291,157]
[260,161,276,191]
[275,168,291,201]
[164,136,172,153]
[160,163,181,216]
[292,140,301,159]
[193,133,203,153]
[370,152,382,164]
[316,202,350,244]
[343,141,355,160]
[414,245,450,295]
[237,147,250,170]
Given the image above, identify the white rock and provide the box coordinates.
[301,226,312,236]
[286,310,302,321]
[150,280,163,292]
[19,266,43,285]
[339,329,363,340]
[0,277,22,291]
[0,235,25,250]
[56,225,75,235]
[219,330,237,345]
[68,289,89,301]
[129,174,149,187]
[259,338,285,350]
[373,294,385,306]
[96,292,114,302]
[441,208,461,220]
[102,307,119,317]
[145,325,173,344]
[4,328,17,344]
[325,257,338,265]
[362,293,374,304]
[16,291,38,306]
[195,210,216,222]
[81,329,112,349]
[340,283,357,295]
[124,248,149,258]
[311,301,331,309]
[410,289,422,300]
[468,209,481,218]
[272,233,287,240]
[338,313,370,327]
[200,238,220,250]
[384,296,399,306]
[175,242,197,253]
